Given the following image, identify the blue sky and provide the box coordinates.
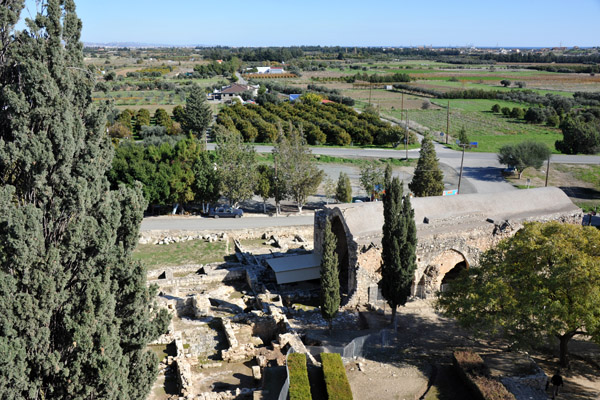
[18,0,600,47]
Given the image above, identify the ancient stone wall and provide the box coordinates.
[316,202,583,308]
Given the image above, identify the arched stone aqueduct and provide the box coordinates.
[314,187,581,308]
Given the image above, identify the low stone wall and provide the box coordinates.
[140,225,314,245]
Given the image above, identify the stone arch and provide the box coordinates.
[330,215,351,298]
[434,249,469,292]
[415,249,469,297]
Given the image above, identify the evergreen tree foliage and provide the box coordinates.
[409,135,444,197]
[437,222,600,368]
[0,1,169,398]
[335,172,352,203]
[135,108,151,131]
[380,174,417,328]
[359,162,385,200]
[458,127,469,145]
[497,141,551,179]
[320,218,340,334]
[275,128,324,212]
[254,164,274,213]
[182,84,212,137]
[215,126,256,207]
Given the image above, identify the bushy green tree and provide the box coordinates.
[135,108,151,131]
[182,84,212,136]
[437,222,600,367]
[172,104,186,123]
[154,108,173,130]
[215,126,256,207]
[497,141,551,179]
[0,2,169,398]
[255,164,274,213]
[380,175,417,328]
[491,104,501,113]
[458,127,469,146]
[510,107,525,119]
[555,114,600,154]
[320,218,341,334]
[193,151,220,214]
[335,172,352,203]
[117,109,134,133]
[275,128,324,213]
[500,79,511,87]
[359,162,385,200]
[409,135,444,197]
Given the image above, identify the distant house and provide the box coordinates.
[208,83,259,102]
[254,66,286,74]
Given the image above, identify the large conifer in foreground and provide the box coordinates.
[320,218,340,334]
[0,1,169,398]
[409,134,444,197]
[380,172,418,328]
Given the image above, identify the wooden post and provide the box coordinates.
[446,100,450,144]
[457,145,466,194]
[545,154,551,187]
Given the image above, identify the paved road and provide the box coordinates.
[140,215,314,231]
[207,140,600,195]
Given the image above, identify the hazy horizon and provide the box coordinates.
[17,0,600,48]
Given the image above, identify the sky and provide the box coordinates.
[17,0,600,47]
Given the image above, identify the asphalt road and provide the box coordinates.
[140,214,314,231]
[206,141,600,195]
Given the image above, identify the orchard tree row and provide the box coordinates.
[216,96,417,146]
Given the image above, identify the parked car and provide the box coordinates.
[208,206,243,218]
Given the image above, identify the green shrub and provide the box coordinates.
[288,353,312,400]
[453,351,515,400]
[321,353,353,400]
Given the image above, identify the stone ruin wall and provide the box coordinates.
[316,208,583,308]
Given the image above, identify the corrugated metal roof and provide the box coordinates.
[266,253,321,284]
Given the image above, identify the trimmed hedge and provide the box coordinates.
[321,353,353,400]
[453,351,516,400]
[288,353,312,400]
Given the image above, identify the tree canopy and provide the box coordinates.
[380,175,417,328]
[274,128,324,212]
[497,140,551,179]
[320,218,341,334]
[215,127,256,207]
[409,135,444,197]
[437,222,600,367]
[182,84,212,137]
[0,1,169,398]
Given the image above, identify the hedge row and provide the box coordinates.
[288,353,312,400]
[453,351,516,400]
[321,353,353,400]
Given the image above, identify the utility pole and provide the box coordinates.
[405,108,409,160]
[446,100,450,144]
[545,154,551,187]
[457,144,467,194]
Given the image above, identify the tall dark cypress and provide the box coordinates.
[409,134,444,197]
[0,1,168,399]
[320,218,340,334]
[380,173,417,328]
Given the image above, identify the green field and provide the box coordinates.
[387,104,562,153]
[133,240,230,269]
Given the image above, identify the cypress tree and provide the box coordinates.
[335,172,352,203]
[409,134,444,197]
[0,2,169,399]
[183,84,213,137]
[380,176,405,328]
[320,218,340,335]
